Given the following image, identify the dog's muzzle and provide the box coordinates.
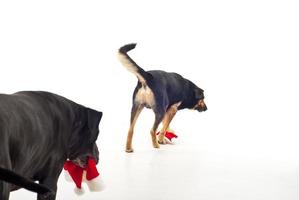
[196,105,207,112]
[195,100,207,112]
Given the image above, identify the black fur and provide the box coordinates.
[0,91,102,200]
[144,70,205,111]
[119,43,207,112]
[119,43,207,111]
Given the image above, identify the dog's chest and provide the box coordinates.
[134,86,155,107]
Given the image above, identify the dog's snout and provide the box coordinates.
[202,102,207,111]
[199,100,207,111]
[195,100,207,112]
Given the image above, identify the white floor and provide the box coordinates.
[9,107,299,200]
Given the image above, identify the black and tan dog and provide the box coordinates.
[0,91,102,200]
[118,43,207,153]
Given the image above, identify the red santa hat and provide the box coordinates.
[64,157,105,195]
[156,130,178,143]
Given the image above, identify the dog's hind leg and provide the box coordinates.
[150,111,165,149]
[0,156,11,200]
[37,162,64,200]
[126,103,144,153]
[0,180,10,200]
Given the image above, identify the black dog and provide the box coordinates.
[0,91,102,200]
[118,43,207,153]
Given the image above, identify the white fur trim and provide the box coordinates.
[64,171,73,182]
[85,176,105,192]
[74,187,84,195]
[165,136,173,144]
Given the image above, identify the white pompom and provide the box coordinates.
[74,187,85,195]
[85,176,105,192]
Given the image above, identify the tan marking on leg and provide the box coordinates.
[158,102,181,144]
[150,111,167,149]
[126,105,144,153]
[151,128,160,148]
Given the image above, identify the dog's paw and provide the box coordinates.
[153,142,160,149]
[39,191,55,199]
[158,138,167,145]
[125,148,134,153]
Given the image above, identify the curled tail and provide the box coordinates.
[118,43,152,84]
[0,167,51,194]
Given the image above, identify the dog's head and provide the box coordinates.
[68,108,103,168]
[193,87,207,112]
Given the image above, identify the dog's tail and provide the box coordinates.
[118,43,152,84]
[0,167,51,194]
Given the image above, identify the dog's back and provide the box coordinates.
[0,91,76,155]
[146,70,197,107]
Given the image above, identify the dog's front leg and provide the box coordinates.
[158,104,179,144]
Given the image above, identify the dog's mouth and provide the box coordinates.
[68,145,99,167]
[197,105,207,112]
[196,108,207,112]
[71,157,88,168]
[71,155,99,168]
[194,99,207,112]
[194,104,207,112]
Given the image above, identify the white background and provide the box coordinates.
[1,0,299,200]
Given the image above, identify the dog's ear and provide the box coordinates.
[194,88,204,99]
[87,108,103,134]
[88,109,103,127]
